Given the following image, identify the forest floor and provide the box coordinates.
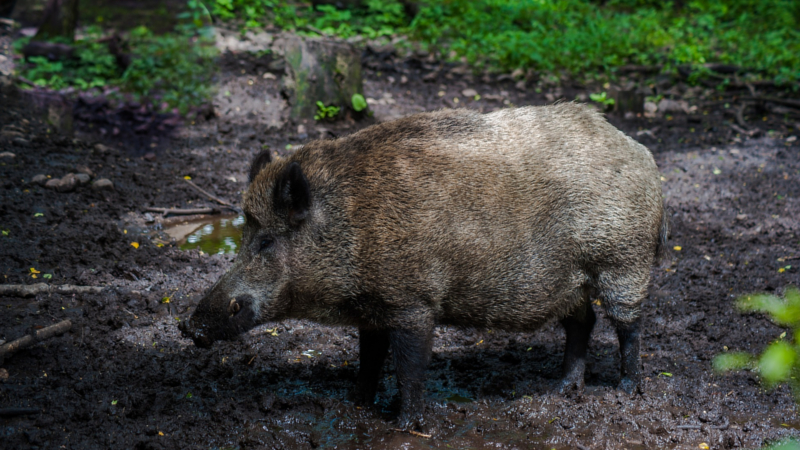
[2,25,800,450]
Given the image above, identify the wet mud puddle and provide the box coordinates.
[164,215,244,254]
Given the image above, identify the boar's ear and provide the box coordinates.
[274,162,310,226]
[248,149,272,184]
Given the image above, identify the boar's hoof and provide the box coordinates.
[558,375,585,396]
[618,377,641,395]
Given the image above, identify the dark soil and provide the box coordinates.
[2,29,800,450]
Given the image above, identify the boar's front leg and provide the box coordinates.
[389,315,434,430]
[353,328,390,405]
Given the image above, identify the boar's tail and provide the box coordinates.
[655,201,670,262]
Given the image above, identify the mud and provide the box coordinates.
[2,26,800,450]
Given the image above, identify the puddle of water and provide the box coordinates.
[165,215,245,254]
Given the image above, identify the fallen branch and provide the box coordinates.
[0,283,104,298]
[182,178,239,210]
[390,428,431,438]
[0,408,41,417]
[729,123,761,137]
[0,319,72,365]
[144,207,220,217]
[744,96,800,109]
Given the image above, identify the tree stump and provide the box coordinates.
[281,35,365,121]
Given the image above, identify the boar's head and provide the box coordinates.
[179,150,311,348]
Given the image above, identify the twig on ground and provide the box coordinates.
[734,103,748,128]
[710,417,730,430]
[729,123,761,137]
[676,424,702,430]
[0,283,104,298]
[0,408,41,417]
[182,178,239,211]
[0,319,72,364]
[144,207,220,217]
[576,444,591,450]
[390,428,432,438]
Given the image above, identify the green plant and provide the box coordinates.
[314,101,340,120]
[589,91,615,107]
[351,93,367,112]
[15,3,218,114]
[203,0,800,85]
[714,286,800,399]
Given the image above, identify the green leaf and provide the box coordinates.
[43,274,53,279]
[351,93,367,112]
[712,352,754,373]
[111,399,118,405]
[737,293,800,326]
[759,341,796,384]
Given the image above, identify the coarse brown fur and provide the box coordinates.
[181,103,666,429]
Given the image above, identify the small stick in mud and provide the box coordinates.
[144,207,220,217]
[676,424,702,430]
[0,408,41,417]
[390,428,432,439]
[0,283,104,298]
[182,178,240,211]
[0,319,72,365]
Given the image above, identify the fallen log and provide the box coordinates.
[0,283,104,298]
[0,319,72,365]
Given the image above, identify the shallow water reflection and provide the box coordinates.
[168,215,244,254]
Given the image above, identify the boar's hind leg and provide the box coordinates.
[353,328,390,405]
[598,270,649,395]
[559,298,596,394]
[389,318,434,430]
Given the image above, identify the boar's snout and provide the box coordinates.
[179,294,258,348]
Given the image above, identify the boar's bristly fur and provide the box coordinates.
[181,103,667,430]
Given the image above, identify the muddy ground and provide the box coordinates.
[2,26,800,450]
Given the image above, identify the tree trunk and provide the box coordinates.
[281,35,365,121]
[34,0,78,41]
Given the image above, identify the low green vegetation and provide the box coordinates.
[211,0,799,85]
[314,101,340,120]
[14,3,217,114]
[351,93,368,112]
[714,286,800,398]
[13,0,798,116]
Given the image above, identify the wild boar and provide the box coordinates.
[179,103,667,429]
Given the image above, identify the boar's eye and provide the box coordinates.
[259,237,275,252]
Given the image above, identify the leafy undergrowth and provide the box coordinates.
[13,10,217,114]
[213,0,800,86]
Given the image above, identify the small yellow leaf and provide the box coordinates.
[131,242,139,249]
[157,243,164,248]
[31,274,37,279]
[158,431,164,436]
[30,268,41,274]
[123,229,127,234]
[161,297,170,303]
[699,443,709,449]
[184,176,192,180]
[476,339,484,345]
[779,268,785,273]
[673,246,682,251]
